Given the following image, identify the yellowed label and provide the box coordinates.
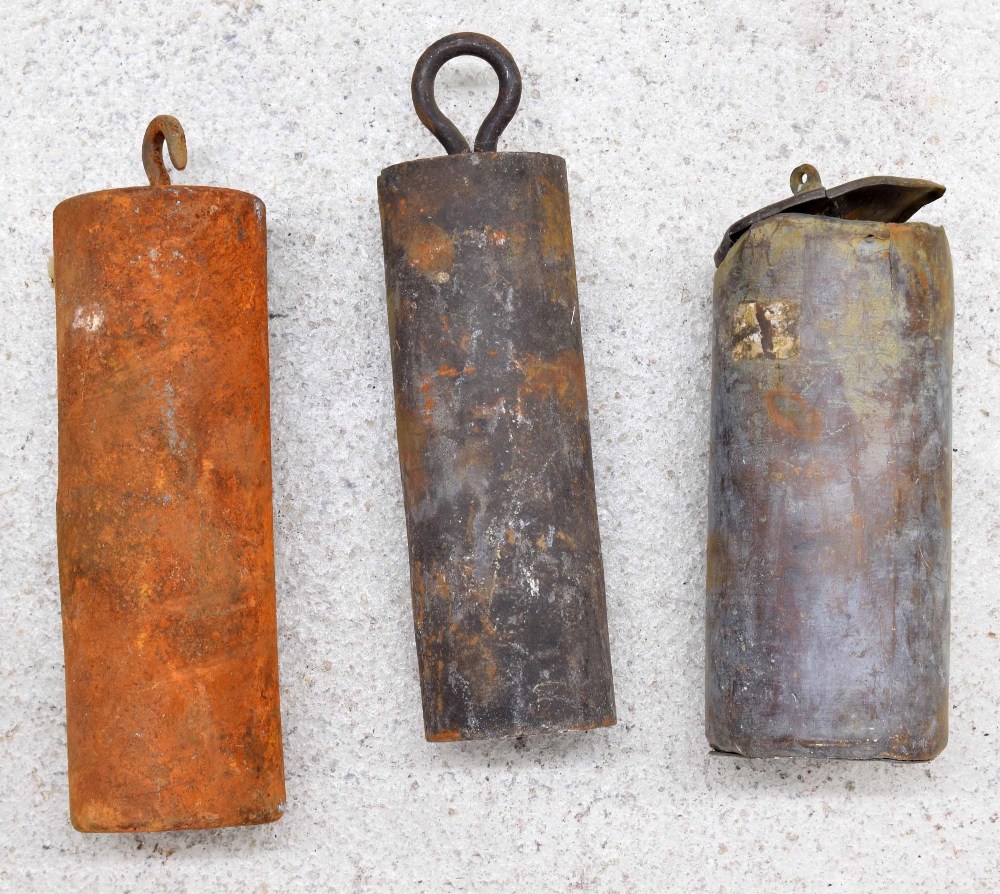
[732,300,800,360]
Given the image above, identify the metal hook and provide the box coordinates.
[411,33,522,155]
[142,115,188,187]
[790,164,823,196]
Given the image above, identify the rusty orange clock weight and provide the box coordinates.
[53,116,285,831]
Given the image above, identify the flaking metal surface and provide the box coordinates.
[53,119,285,830]
[706,211,953,760]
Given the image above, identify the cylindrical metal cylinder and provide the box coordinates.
[53,117,285,830]
[378,34,616,741]
[706,167,952,760]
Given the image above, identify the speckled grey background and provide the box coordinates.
[1,1,997,891]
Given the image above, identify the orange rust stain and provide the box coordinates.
[427,728,464,743]
[417,377,438,415]
[435,364,475,378]
[484,226,508,246]
[764,389,823,440]
[435,655,446,719]
[566,712,617,732]
[398,219,454,281]
[519,350,587,407]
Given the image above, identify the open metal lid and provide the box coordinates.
[714,164,945,267]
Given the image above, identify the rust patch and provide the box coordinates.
[764,389,823,440]
[399,218,455,283]
[426,728,465,743]
[519,350,587,407]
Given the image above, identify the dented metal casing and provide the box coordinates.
[53,117,285,830]
[706,166,952,760]
[378,34,615,741]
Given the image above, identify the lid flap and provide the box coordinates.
[714,164,945,267]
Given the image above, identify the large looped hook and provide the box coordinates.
[142,115,188,187]
[411,33,522,155]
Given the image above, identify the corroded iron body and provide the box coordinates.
[706,166,952,760]
[53,117,285,830]
[379,34,615,741]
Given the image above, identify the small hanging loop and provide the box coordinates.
[142,115,188,187]
[411,33,522,155]
[790,164,823,195]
